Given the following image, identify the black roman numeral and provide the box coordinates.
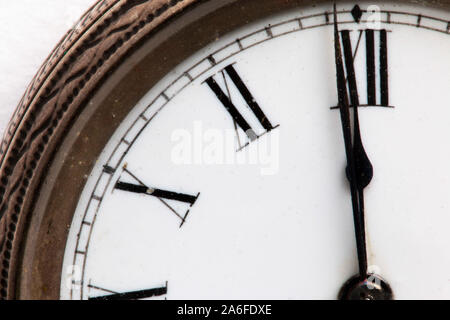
[115,165,199,227]
[365,29,389,106]
[89,282,168,300]
[205,64,278,149]
[341,30,360,108]
[340,29,390,108]
[115,182,198,205]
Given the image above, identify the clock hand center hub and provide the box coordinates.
[338,274,393,300]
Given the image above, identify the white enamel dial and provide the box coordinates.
[61,2,450,299]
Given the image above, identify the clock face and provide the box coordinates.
[56,1,450,300]
[1,0,450,300]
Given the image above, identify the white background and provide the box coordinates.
[0,0,96,136]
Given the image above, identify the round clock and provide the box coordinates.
[1,0,449,300]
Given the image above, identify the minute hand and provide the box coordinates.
[333,6,372,279]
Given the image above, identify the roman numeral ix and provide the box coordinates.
[205,64,278,150]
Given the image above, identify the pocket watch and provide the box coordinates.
[0,0,449,300]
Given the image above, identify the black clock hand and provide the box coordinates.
[341,27,374,282]
[340,30,374,189]
[333,4,368,279]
